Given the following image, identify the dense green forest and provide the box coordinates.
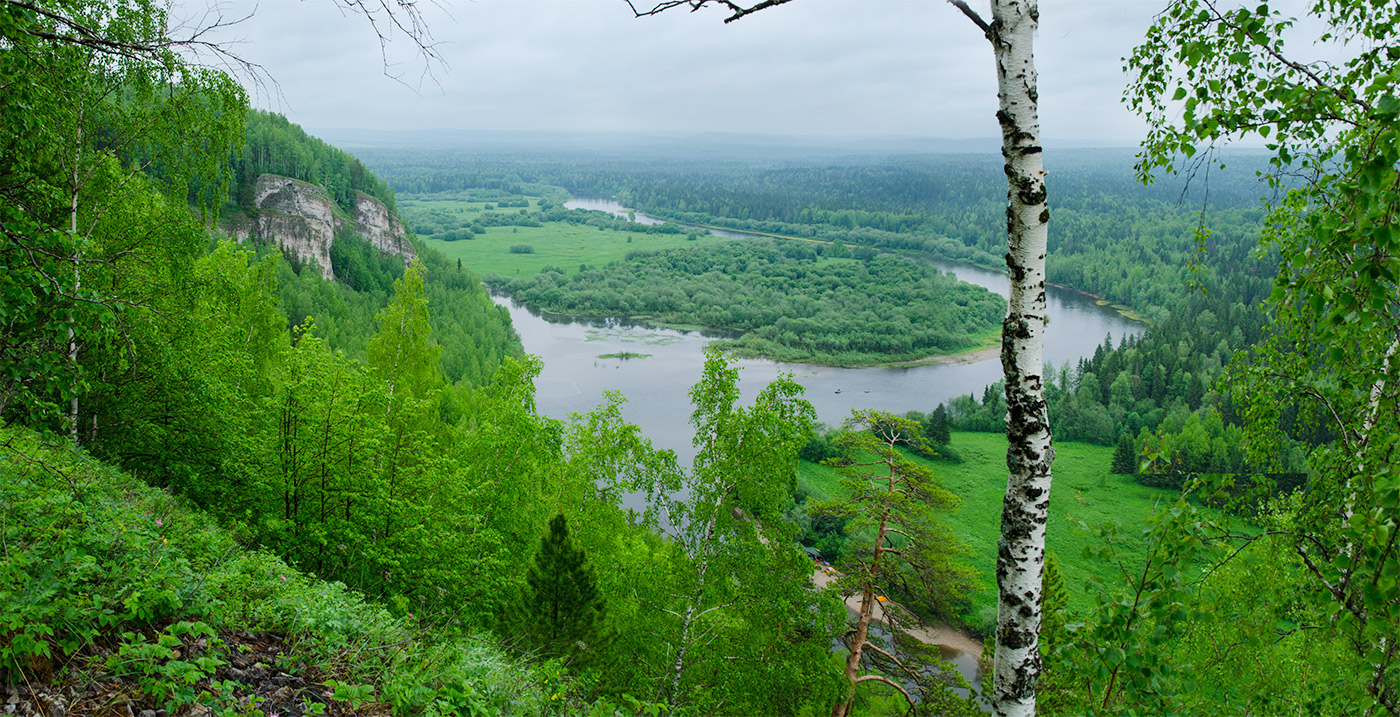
[489,241,1005,365]
[939,283,1294,466]
[5,1,1399,715]
[359,148,1275,319]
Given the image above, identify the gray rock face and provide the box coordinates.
[226,174,416,281]
[353,191,414,260]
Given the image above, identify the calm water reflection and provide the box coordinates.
[498,255,1141,465]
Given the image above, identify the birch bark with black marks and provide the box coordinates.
[66,75,88,440]
[951,1,1053,715]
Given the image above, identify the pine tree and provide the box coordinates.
[926,403,952,445]
[519,513,604,657]
[811,410,976,716]
[1110,433,1136,475]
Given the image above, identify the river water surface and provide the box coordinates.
[518,198,1140,461]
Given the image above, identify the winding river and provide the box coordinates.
[521,199,1142,462]
[505,199,1145,698]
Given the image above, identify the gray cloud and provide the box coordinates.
[201,0,1177,141]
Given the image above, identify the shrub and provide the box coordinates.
[509,244,534,254]
[0,425,551,714]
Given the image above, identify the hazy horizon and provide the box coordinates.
[200,0,1214,143]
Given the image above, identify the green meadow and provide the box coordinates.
[404,194,734,278]
[421,225,730,278]
[798,431,1189,626]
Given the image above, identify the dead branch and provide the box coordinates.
[626,0,799,24]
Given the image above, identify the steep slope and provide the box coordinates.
[0,424,551,715]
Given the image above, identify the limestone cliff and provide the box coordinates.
[223,174,415,281]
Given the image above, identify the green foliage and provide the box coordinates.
[925,403,952,446]
[799,424,845,464]
[0,0,245,428]
[797,432,1209,630]
[605,348,845,713]
[1062,501,1215,714]
[329,227,405,294]
[1125,2,1400,711]
[510,243,536,254]
[104,622,226,708]
[808,411,977,714]
[813,411,976,621]
[367,261,443,403]
[1,420,568,711]
[274,241,520,388]
[0,424,557,713]
[231,122,522,390]
[1040,551,1071,664]
[596,351,651,360]
[950,285,1269,452]
[0,428,226,680]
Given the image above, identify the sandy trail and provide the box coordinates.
[748,503,984,658]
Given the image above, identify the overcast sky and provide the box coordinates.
[193,1,1182,143]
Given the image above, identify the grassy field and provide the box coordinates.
[405,194,735,278]
[798,431,1188,628]
[422,225,733,278]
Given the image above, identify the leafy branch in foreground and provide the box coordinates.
[1129,1,1400,713]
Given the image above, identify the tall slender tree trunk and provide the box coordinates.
[68,126,82,439]
[986,2,1053,716]
[669,552,708,699]
[668,490,723,701]
[830,582,875,717]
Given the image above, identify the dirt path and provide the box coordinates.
[812,566,984,656]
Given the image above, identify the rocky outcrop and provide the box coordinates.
[225,174,415,281]
[352,191,414,260]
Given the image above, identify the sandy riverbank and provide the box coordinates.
[878,343,1001,368]
[811,566,984,656]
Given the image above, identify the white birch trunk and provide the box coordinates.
[68,126,82,440]
[668,488,724,700]
[987,2,1052,716]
